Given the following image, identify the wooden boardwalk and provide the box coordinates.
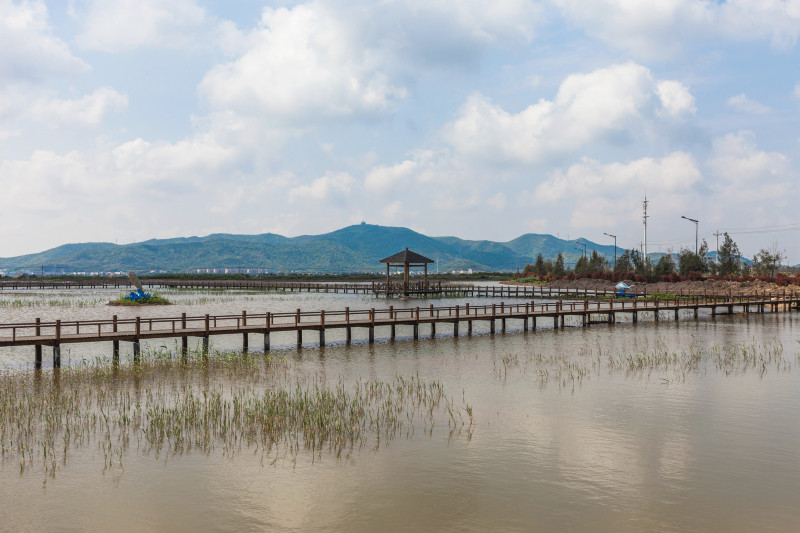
[0,278,747,299]
[2,293,797,368]
[0,278,617,297]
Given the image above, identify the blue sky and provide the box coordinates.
[1,0,799,261]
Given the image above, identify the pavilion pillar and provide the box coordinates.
[404,263,409,296]
[386,263,390,296]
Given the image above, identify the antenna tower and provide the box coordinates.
[642,194,649,259]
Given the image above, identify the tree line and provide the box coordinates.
[522,234,790,282]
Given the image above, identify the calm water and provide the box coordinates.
[1,288,799,532]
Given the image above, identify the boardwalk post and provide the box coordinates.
[264,312,271,352]
[34,318,42,369]
[559,301,565,328]
[454,305,460,336]
[113,315,120,362]
[320,310,326,347]
[388,305,394,341]
[523,303,528,331]
[369,308,375,343]
[346,307,352,343]
[242,311,249,353]
[296,309,302,347]
[133,316,141,361]
[490,304,496,334]
[414,307,420,339]
[53,320,61,368]
[180,313,187,357]
[203,314,209,352]
[430,304,436,337]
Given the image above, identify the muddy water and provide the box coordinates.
[1,289,799,532]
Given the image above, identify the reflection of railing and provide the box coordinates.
[2,293,798,369]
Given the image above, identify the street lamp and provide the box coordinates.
[681,216,699,254]
[575,241,587,258]
[603,232,617,270]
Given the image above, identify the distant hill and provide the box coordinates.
[0,223,626,273]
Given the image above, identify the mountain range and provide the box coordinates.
[0,223,630,274]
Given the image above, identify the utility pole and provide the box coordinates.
[575,241,587,258]
[642,194,649,260]
[714,231,721,264]
[603,232,617,270]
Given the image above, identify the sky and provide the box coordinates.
[1,0,799,261]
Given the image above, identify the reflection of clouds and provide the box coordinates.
[657,432,692,481]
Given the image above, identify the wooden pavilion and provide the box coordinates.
[379,248,435,296]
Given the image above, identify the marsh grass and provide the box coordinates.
[108,294,171,305]
[494,337,795,389]
[0,348,466,479]
[0,296,106,308]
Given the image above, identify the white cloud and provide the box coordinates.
[28,87,128,126]
[487,192,506,209]
[74,0,207,52]
[376,0,542,67]
[364,151,442,191]
[656,80,696,117]
[200,3,405,122]
[444,62,694,165]
[554,0,800,59]
[198,0,544,124]
[288,171,356,202]
[0,129,19,141]
[0,0,88,82]
[794,82,800,98]
[726,93,771,114]
[535,152,702,203]
[708,130,786,184]
[381,200,405,221]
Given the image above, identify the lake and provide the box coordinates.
[1,287,798,532]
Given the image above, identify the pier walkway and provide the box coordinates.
[1,293,797,368]
[0,279,750,299]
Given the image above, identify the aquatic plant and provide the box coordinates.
[0,348,465,478]
[108,294,171,305]
[493,337,795,388]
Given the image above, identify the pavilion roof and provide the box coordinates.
[379,248,435,264]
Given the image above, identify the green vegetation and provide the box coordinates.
[494,338,793,388]
[108,294,171,305]
[512,276,546,284]
[0,349,468,477]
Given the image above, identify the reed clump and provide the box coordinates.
[0,349,465,478]
[108,294,171,306]
[495,337,795,388]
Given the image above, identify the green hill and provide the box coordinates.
[0,223,624,273]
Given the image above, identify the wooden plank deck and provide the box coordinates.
[2,293,798,368]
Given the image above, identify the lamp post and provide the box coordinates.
[603,232,617,270]
[681,216,699,254]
